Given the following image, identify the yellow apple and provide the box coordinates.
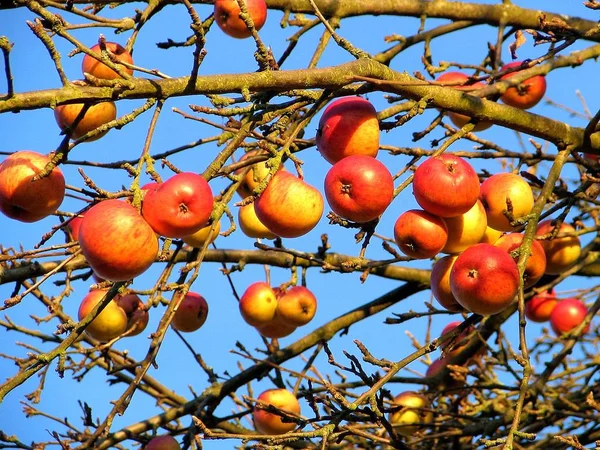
[182,221,221,248]
[78,289,128,342]
[442,199,487,254]
[388,391,433,436]
[535,220,581,274]
[238,203,276,239]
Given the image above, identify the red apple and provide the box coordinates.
[430,255,463,312]
[439,321,470,351]
[239,282,278,327]
[535,220,581,274]
[499,61,547,109]
[425,357,464,390]
[274,286,317,327]
[145,435,180,450]
[68,214,85,241]
[494,232,547,288]
[116,292,149,337]
[78,199,159,282]
[78,289,128,342]
[550,298,589,335]
[54,101,117,141]
[324,155,394,223]
[171,291,209,333]
[436,72,493,131]
[0,151,65,223]
[214,0,267,39]
[450,243,520,315]
[388,391,432,436]
[254,171,323,238]
[253,388,301,435]
[479,172,534,232]
[412,154,480,218]
[393,209,448,259]
[316,97,380,164]
[525,289,558,323]
[142,172,214,239]
[81,42,133,80]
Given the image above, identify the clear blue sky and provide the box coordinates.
[0,1,597,448]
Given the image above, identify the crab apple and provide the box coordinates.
[324,155,394,223]
[182,220,221,248]
[436,72,493,132]
[239,282,278,327]
[214,0,267,39]
[253,388,301,435]
[234,150,284,199]
[256,318,297,339]
[142,172,214,239]
[479,172,534,232]
[145,435,180,450]
[499,61,547,109]
[54,101,117,141]
[316,96,380,164]
[78,199,159,282]
[388,391,433,436]
[525,289,558,323]
[78,289,128,342]
[393,209,448,259]
[0,151,65,223]
[171,292,209,333]
[275,286,317,327]
[450,243,520,315]
[412,154,480,218]
[535,220,581,275]
[254,171,323,238]
[81,42,133,80]
[238,203,276,239]
[116,293,149,336]
[550,298,589,336]
[430,255,463,312]
[494,232,547,288]
[442,200,488,254]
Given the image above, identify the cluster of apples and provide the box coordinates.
[54,42,133,142]
[238,282,317,338]
[77,288,209,342]
[437,61,547,130]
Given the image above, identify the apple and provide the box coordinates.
[436,72,492,131]
[171,291,209,333]
[439,321,470,351]
[525,289,558,323]
[81,42,133,80]
[324,155,394,223]
[442,199,488,254]
[238,203,276,239]
[316,96,380,164]
[253,388,301,435]
[78,289,128,342]
[425,357,464,390]
[254,171,323,238]
[412,154,480,218]
[479,172,534,232]
[0,151,65,223]
[393,209,448,259]
[550,298,589,335]
[388,391,432,436]
[145,435,180,450]
[182,220,221,248]
[535,220,581,274]
[275,286,317,327]
[239,282,278,327]
[116,292,149,336]
[499,61,547,109]
[430,255,463,312]
[214,0,267,39]
[142,172,214,239]
[450,243,520,315]
[479,226,503,245]
[234,150,283,199]
[54,101,117,141]
[494,232,547,288]
[78,199,159,282]
[256,319,297,339]
[67,214,84,241]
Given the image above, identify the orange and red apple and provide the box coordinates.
[253,388,301,435]
[214,0,267,39]
[81,42,133,80]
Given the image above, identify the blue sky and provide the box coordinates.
[1,1,598,448]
